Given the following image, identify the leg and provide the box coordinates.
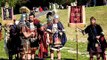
[22,44,31,60]
[20,45,26,60]
[22,43,26,60]
[93,0,96,6]
[89,52,94,60]
[17,53,21,60]
[86,0,91,7]
[31,50,35,60]
[27,53,32,60]
[101,51,106,60]
[50,49,54,60]
[15,53,19,60]
[38,44,44,59]
[96,53,100,60]
[57,50,61,60]
[9,54,13,60]
[9,51,13,60]
[22,53,25,60]
[31,47,38,60]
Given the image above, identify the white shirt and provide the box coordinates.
[30,22,35,30]
[52,24,58,33]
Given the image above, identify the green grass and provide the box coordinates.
[0,40,7,58]
[0,6,107,60]
[45,40,88,60]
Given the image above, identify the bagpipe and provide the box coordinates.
[26,26,37,37]
[23,25,38,43]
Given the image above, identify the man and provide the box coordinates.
[86,0,96,6]
[82,17,106,60]
[19,14,34,60]
[9,19,21,60]
[47,15,67,60]
[29,13,41,59]
[103,0,107,5]
[46,12,53,23]
[19,13,41,60]
[93,0,96,6]
[38,25,48,59]
[28,13,41,59]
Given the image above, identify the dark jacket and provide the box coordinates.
[84,24,106,52]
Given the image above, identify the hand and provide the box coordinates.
[95,43,98,47]
[13,15,16,20]
[82,30,84,35]
[31,32,35,37]
[46,39,50,45]
[59,32,63,35]
[96,36,100,39]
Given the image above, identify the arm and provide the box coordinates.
[46,33,50,45]
[77,26,89,35]
[34,19,41,28]
[96,25,104,39]
[58,21,65,31]
[22,26,33,38]
[46,24,53,33]
[82,26,90,35]
[98,25,104,35]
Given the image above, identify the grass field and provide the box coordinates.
[0,6,107,60]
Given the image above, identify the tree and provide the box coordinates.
[0,0,28,7]
[8,0,18,7]
[47,0,74,5]
[77,0,87,5]
[0,0,29,15]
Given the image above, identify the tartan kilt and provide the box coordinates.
[88,42,102,54]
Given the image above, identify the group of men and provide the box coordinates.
[3,7,107,60]
[6,11,67,60]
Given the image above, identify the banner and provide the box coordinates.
[1,7,13,25]
[68,6,86,27]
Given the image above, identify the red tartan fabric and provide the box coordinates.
[101,36,104,41]
[43,32,48,54]
[38,32,48,59]
[99,36,107,49]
